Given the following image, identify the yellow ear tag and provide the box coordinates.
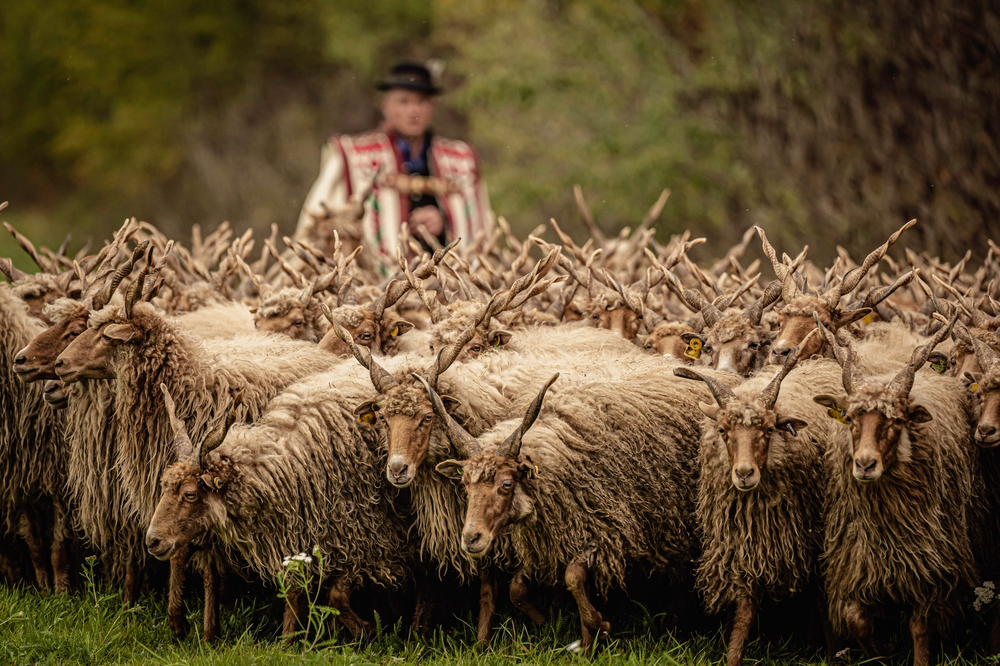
[685,338,703,360]
[358,413,375,425]
[972,383,979,393]
[861,314,874,325]
[390,326,399,337]
[930,358,947,374]
[213,477,223,490]
[826,407,848,424]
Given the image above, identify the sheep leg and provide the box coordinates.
[123,556,142,607]
[510,569,546,625]
[845,601,890,658]
[726,595,756,666]
[564,559,610,651]
[909,612,932,666]
[476,568,498,644]
[202,562,220,642]
[49,501,70,593]
[410,566,439,638]
[281,584,305,643]
[327,577,371,641]
[167,545,191,640]
[17,512,50,593]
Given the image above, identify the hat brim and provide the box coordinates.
[377,80,442,95]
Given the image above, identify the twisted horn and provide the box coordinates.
[93,240,149,310]
[813,313,859,394]
[499,374,558,458]
[412,372,481,458]
[672,367,738,408]
[953,321,1000,375]
[743,278,784,326]
[825,219,915,308]
[887,312,957,398]
[757,329,818,409]
[160,383,194,461]
[199,391,245,470]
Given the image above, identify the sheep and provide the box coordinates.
[673,330,844,666]
[0,281,72,593]
[146,379,408,639]
[54,270,338,640]
[418,359,735,650]
[757,221,916,362]
[811,314,975,666]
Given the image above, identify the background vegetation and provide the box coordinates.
[1,0,997,261]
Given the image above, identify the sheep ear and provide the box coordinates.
[680,332,703,344]
[435,459,465,480]
[776,417,808,437]
[906,404,933,424]
[200,473,226,491]
[963,372,981,393]
[833,307,872,329]
[439,395,462,413]
[487,330,512,348]
[698,402,719,420]
[517,461,540,479]
[387,320,414,338]
[353,400,378,425]
[813,395,842,411]
[104,323,137,343]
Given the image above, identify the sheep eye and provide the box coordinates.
[359,332,373,341]
[591,314,599,320]
[470,345,482,353]
[718,428,725,435]
[766,427,774,435]
[501,479,513,491]
[183,492,197,502]
[292,320,304,327]
[703,345,713,353]
[748,342,759,349]
[422,414,433,424]
[644,343,652,350]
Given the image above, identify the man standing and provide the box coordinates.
[295,62,491,260]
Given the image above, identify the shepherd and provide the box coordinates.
[295,62,492,260]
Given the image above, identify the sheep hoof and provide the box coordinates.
[170,615,191,641]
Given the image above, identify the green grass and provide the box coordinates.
[0,578,995,666]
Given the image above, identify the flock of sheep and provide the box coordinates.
[1,194,999,666]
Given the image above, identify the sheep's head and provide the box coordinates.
[951,323,1000,447]
[10,274,72,324]
[639,322,703,361]
[146,385,239,560]
[675,331,813,490]
[428,309,511,362]
[429,374,556,557]
[55,304,144,382]
[318,304,414,357]
[584,294,641,341]
[253,289,327,342]
[813,313,948,482]
[42,379,71,409]
[757,222,914,363]
[15,299,91,382]
[703,312,770,377]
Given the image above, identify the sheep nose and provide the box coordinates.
[54,358,65,369]
[145,535,161,552]
[978,424,997,441]
[464,531,485,550]
[771,346,790,362]
[854,456,878,475]
[387,460,409,481]
[13,353,26,366]
[734,464,755,482]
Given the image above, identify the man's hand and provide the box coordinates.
[408,206,445,238]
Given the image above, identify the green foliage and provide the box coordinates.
[0,0,996,265]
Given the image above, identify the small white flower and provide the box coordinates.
[313,545,322,557]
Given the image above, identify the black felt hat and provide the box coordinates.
[377,62,442,95]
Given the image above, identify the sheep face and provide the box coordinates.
[586,306,640,341]
[702,400,806,491]
[356,382,459,488]
[42,379,71,409]
[437,454,536,557]
[770,298,868,363]
[429,329,511,363]
[146,462,227,561]
[704,314,767,376]
[318,307,413,356]
[55,321,138,382]
[640,322,703,361]
[973,376,1000,447]
[947,336,984,379]
[814,392,932,482]
[15,314,89,382]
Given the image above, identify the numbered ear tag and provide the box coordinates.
[826,407,848,424]
[685,338,703,361]
[930,358,948,374]
[358,413,375,425]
